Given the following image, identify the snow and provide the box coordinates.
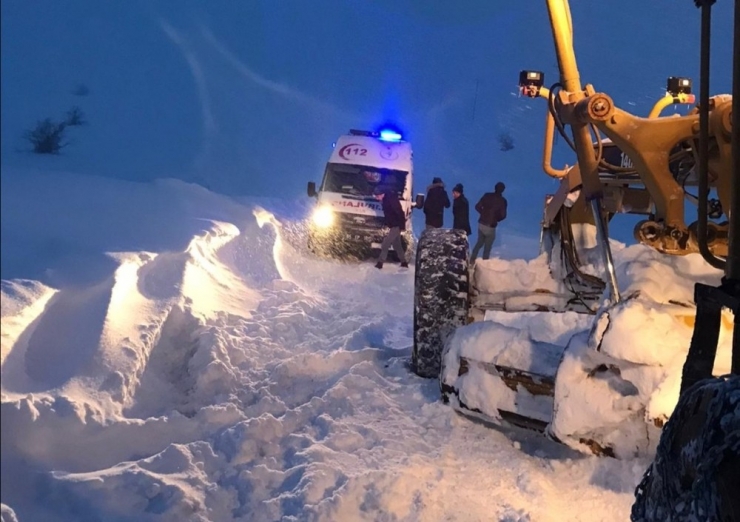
[3,0,738,518]
[0,169,659,521]
[473,254,561,296]
[442,311,595,426]
[444,233,733,459]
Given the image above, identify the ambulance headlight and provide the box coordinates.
[312,206,335,228]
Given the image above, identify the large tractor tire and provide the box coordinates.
[631,376,740,521]
[412,228,469,378]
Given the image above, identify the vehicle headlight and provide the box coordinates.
[312,206,335,228]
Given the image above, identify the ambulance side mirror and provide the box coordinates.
[414,193,425,209]
[307,181,317,198]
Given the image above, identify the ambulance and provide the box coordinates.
[306,129,423,260]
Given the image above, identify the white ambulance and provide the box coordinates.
[306,129,423,259]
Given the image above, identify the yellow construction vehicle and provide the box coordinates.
[412,0,739,479]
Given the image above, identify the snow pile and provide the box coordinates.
[470,239,611,313]
[472,254,555,294]
[443,241,732,459]
[553,245,734,456]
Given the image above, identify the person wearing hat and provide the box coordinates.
[422,177,450,229]
[372,186,409,269]
[451,183,472,236]
[471,181,507,262]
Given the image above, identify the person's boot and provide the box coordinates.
[400,262,409,268]
[374,261,383,269]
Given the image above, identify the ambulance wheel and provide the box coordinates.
[412,228,469,378]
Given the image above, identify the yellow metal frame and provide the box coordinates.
[542,0,732,254]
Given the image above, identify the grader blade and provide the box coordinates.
[440,331,620,457]
[443,355,557,433]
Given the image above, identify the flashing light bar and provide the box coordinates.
[379,130,403,142]
[349,128,404,142]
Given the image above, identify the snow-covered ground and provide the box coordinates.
[0,169,672,522]
[3,1,737,519]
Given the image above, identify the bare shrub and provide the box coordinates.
[25,118,68,154]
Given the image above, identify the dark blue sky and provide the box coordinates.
[1,1,734,242]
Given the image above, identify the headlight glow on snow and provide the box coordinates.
[312,206,335,228]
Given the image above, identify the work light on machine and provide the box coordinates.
[312,206,335,228]
[667,76,692,96]
[518,70,545,97]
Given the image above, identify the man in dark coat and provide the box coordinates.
[471,181,507,262]
[422,177,450,229]
[451,183,472,236]
[373,187,408,269]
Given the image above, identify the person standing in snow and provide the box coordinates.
[451,183,472,237]
[373,187,408,269]
[470,181,507,263]
[422,177,450,229]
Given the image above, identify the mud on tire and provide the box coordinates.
[412,228,469,378]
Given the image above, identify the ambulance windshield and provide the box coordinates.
[322,164,407,198]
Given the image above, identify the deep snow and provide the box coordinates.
[2,2,737,519]
[0,169,662,522]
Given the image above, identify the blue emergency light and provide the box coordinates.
[379,130,403,142]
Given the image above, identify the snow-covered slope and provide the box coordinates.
[1,170,648,522]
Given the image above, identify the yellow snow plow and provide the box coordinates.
[412,0,739,469]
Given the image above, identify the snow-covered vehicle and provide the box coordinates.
[306,129,423,260]
[412,0,739,476]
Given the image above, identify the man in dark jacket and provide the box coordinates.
[471,181,507,262]
[451,183,472,236]
[422,177,450,229]
[373,188,408,269]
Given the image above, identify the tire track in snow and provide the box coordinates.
[187,212,642,521]
[141,212,453,518]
